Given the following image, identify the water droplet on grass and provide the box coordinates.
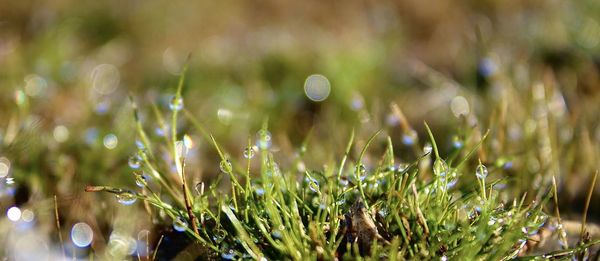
[116,191,137,205]
[356,164,366,177]
[452,136,463,149]
[476,164,488,180]
[243,147,255,159]
[71,222,93,248]
[194,183,207,196]
[135,139,145,149]
[271,229,283,239]
[402,130,417,145]
[219,159,232,173]
[183,134,193,149]
[175,141,188,158]
[423,143,433,155]
[306,177,319,193]
[397,163,409,172]
[155,126,166,137]
[173,217,188,232]
[222,250,236,260]
[256,130,272,149]
[255,187,265,196]
[433,159,448,177]
[478,57,497,77]
[212,229,226,243]
[128,155,142,169]
[169,96,183,111]
[135,174,147,188]
[339,176,349,186]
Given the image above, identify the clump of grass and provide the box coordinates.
[86,71,599,260]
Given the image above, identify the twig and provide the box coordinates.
[181,158,200,237]
[54,195,65,258]
[552,176,568,249]
[580,171,598,241]
[152,235,165,261]
[411,183,429,236]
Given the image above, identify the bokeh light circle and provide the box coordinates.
[304,74,331,102]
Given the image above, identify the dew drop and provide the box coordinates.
[155,126,166,137]
[183,134,193,149]
[444,170,458,189]
[339,176,349,186]
[175,140,188,158]
[433,159,448,177]
[271,230,283,239]
[478,57,497,77]
[169,96,184,111]
[135,139,145,149]
[128,155,142,169]
[219,159,232,173]
[254,187,265,196]
[135,174,147,188]
[397,163,409,172]
[296,161,306,172]
[222,250,236,260]
[355,164,367,181]
[350,93,364,110]
[243,147,255,159]
[95,100,111,115]
[116,191,137,205]
[476,164,488,180]
[402,130,417,146]
[306,177,319,193]
[256,130,272,150]
[452,136,463,149]
[195,182,204,195]
[212,229,226,243]
[71,222,94,248]
[423,143,433,155]
[173,217,188,232]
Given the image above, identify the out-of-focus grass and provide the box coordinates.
[0,0,599,259]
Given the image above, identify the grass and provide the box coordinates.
[83,70,599,260]
[1,3,599,258]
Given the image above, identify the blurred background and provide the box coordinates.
[1,0,599,259]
